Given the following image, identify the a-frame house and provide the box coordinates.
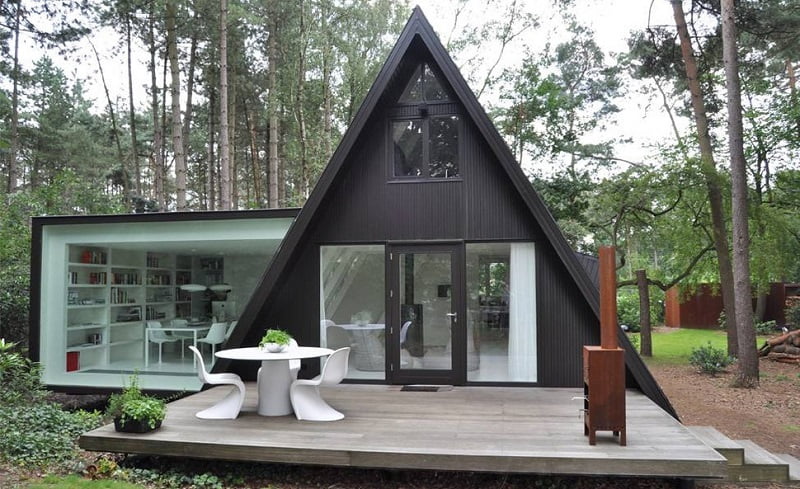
[221,7,675,417]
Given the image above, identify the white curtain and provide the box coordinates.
[508,242,537,381]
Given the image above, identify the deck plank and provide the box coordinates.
[80,385,727,479]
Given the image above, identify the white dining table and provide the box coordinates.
[215,346,333,416]
[338,324,384,371]
[144,325,211,367]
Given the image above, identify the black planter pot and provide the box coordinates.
[114,417,162,433]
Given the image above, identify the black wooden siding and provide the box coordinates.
[536,245,600,386]
[312,109,541,243]
[236,107,598,387]
[236,32,597,388]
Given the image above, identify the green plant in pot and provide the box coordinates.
[259,328,293,352]
[106,372,166,433]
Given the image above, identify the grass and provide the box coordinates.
[24,475,141,488]
[630,327,770,366]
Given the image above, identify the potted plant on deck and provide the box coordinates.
[106,373,166,433]
[259,328,293,353]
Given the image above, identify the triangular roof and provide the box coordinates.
[225,6,676,418]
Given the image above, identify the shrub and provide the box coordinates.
[617,293,641,333]
[0,338,47,405]
[689,342,733,375]
[0,402,101,468]
[785,298,800,328]
[627,333,640,352]
[754,320,777,335]
[0,340,102,468]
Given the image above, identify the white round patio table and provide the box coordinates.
[215,346,333,416]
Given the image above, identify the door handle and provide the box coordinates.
[445,313,457,317]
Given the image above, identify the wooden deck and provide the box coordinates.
[80,385,727,480]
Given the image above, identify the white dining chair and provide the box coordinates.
[147,320,179,364]
[170,318,190,358]
[188,346,245,419]
[197,322,228,359]
[290,347,350,421]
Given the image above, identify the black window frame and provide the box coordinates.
[389,113,462,182]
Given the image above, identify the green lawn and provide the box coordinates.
[24,475,141,489]
[630,327,768,366]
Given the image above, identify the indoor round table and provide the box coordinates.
[215,346,333,416]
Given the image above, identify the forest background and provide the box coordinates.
[1,0,800,378]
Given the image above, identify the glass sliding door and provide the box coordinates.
[319,245,386,380]
[388,244,463,384]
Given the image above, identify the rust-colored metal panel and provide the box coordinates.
[598,247,618,350]
[664,284,723,329]
[664,286,681,327]
[583,346,626,446]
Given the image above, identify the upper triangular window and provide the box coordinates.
[398,63,451,103]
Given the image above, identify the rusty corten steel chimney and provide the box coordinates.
[599,246,618,350]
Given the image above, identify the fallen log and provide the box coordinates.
[766,352,800,364]
[765,329,800,347]
[759,329,800,361]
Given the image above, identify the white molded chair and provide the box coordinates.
[188,346,245,419]
[290,347,350,421]
[398,320,413,367]
[147,320,179,363]
[197,322,228,359]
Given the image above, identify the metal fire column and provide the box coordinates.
[583,246,626,446]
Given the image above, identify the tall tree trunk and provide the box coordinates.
[183,21,198,169]
[180,28,197,206]
[278,109,285,204]
[89,39,127,201]
[637,269,652,357]
[229,66,238,208]
[219,0,231,210]
[7,0,21,193]
[321,7,333,160]
[267,17,279,208]
[207,89,217,210]
[149,2,164,210]
[722,0,758,387]
[672,0,739,356]
[126,13,140,197]
[161,48,169,206]
[296,0,310,199]
[245,104,263,205]
[166,0,187,210]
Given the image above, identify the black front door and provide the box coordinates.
[387,244,464,384]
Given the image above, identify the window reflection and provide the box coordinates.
[392,120,424,177]
[429,115,459,178]
[320,245,386,380]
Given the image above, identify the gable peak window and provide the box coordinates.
[399,63,452,104]
[392,63,459,179]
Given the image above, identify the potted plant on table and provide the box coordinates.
[106,372,166,433]
[259,328,293,353]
